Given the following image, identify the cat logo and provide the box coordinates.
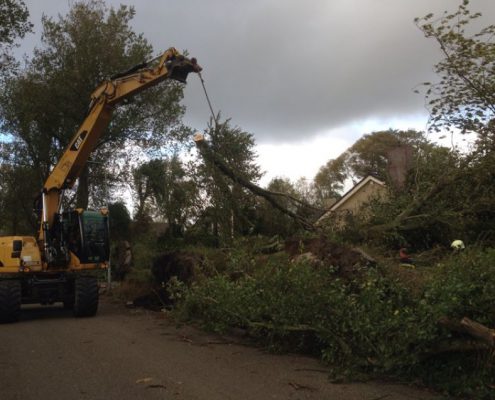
[70,131,88,151]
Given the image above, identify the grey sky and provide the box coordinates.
[17,0,495,181]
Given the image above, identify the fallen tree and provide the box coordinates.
[193,133,324,231]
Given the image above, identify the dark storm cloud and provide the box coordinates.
[21,0,495,144]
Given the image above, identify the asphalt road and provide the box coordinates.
[0,297,438,400]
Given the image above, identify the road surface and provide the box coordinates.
[0,297,437,400]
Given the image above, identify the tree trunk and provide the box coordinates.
[460,317,495,347]
[439,316,495,347]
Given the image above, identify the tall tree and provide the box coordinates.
[153,156,198,237]
[314,129,426,206]
[313,157,346,207]
[132,156,198,237]
[0,163,38,234]
[415,0,495,148]
[107,201,131,241]
[344,130,424,181]
[132,160,157,229]
[0,0,32,74]
[0,0,188,210]
[195,116,262,245]
[0,129,40,234]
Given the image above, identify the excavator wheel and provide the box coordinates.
[73,276,99,317]
[0,280,21,323]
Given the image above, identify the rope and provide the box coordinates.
[197,71,218,128]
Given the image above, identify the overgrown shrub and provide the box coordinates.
[173,257,420,370]
[172,246,495,398]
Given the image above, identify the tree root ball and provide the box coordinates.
[151,251,204,286]
[285,236,376,279]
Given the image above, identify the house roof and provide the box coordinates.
[330,175,385,211]
[316,175,386,225]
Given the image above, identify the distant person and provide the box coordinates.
[114,241,132,281]
[450,240,465,252]
[399,247,414,265]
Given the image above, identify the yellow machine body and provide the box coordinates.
[0,236,42,274]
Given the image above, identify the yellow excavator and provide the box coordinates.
[0,48,201,322]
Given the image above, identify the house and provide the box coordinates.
[316,175,386,226]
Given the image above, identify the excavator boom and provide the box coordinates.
[42,48,200,227]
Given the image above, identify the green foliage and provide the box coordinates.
[348,130,425,182]
[255,177,301,237]
[130,231,158,271]
[316,129,426,182]
[364,147,495,250]
[0,0,187,209]
[424,249,495,325]
[108,202,131,241]
[412,249,495,397]
[194,116,262,245]
[0,0,32,74]
[416,1,495,144]
[313,157,346,207]
[176,254,413,363]
[313,129,427,208]
[0,163,39,234]
[132,156,199,238]
[173,243,495,398]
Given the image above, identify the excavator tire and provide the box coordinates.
[73,276,99,317]
[63,279,75,310]
[0,280,21,323]
[63,296,75,310]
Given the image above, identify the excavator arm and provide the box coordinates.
[39,47,201,260]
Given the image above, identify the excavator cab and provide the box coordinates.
[49,209,109,268]
[75,210,110,264]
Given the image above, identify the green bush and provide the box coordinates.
[175,257,418,370]
[172,246,495,398]
[412,250,495,397]
[423,250,495,324]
